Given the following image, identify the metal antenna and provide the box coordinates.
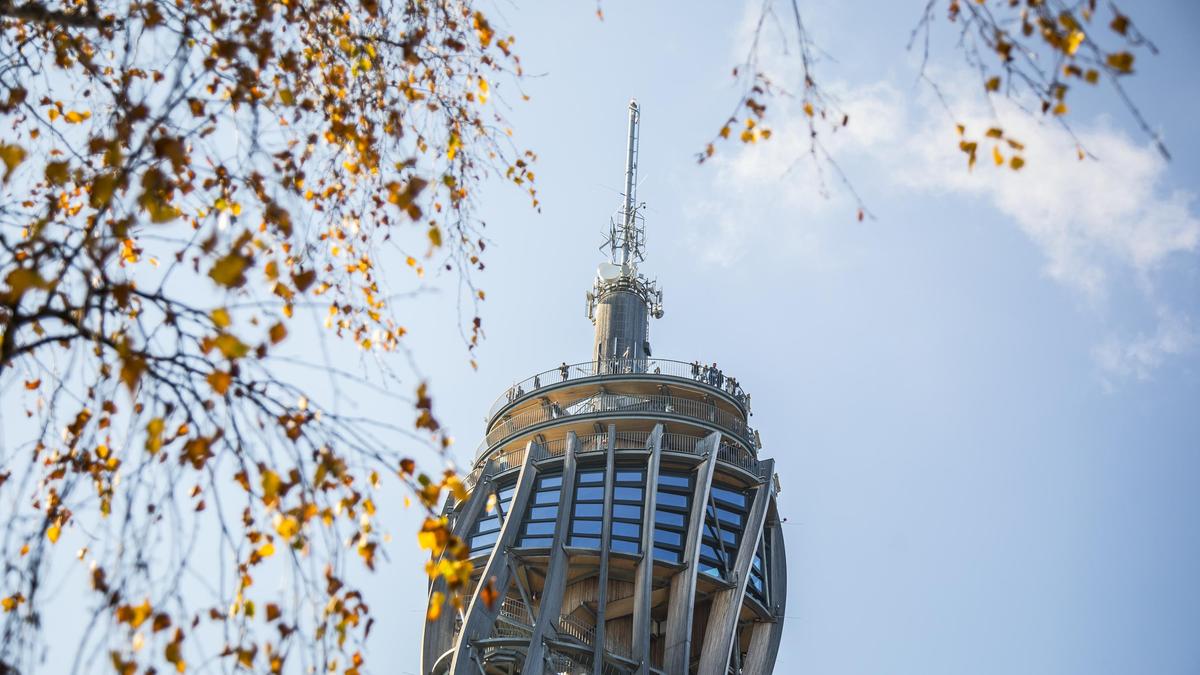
[608,99,644,267]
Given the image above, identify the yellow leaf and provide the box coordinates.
[213,334,249,359]
[274,513,300,539]
[261,469,282,504]
[256,542,275,558]
[268,322,287,344]
[0,143,25,181]
[1010,156,1026,170]
[427,592,444,621]
[208,252,251,287]
[985,76,1001,92]
[206,370,232,395]
[1084,69,1099,84]
[1066,30,1085,55]
[1,594,22,612]
[1052,102,1068,116]
[802,102,814,117]
[1106,51,1134,73]
[47,524,61,543]
[64,110,91,124]
[278,88,295,106]
[992,145,1004,166]
[45,161,69,186]
[145,417,165,454]
[210,307,231,328]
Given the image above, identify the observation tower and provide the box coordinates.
[422,100,786,674]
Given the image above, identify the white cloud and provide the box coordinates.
[1092,309,1197,383]
[680,59,1199,381]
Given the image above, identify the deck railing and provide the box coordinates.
[478,391,757,460]
[487,357,750,423]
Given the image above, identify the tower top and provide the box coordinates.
[605,98,645,268]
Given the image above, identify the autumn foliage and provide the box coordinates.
[0,0,531,672]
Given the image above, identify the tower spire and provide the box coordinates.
[586,99,662,369]
[614,99,643,266]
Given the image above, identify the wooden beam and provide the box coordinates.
[592,424,617,674]
[631,424,663,673]
[449,444,539,675]
[696,459,774,675]
[662,431,721,673]
[525,432,579,671]
[421,458,497,673]
[741,504,787,675]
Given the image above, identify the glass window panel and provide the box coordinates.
[535,490,559,505]
[615,470,642,482]
[653,529,681,546]
[719,529,738,545]
[749,576,763,591]
[710,486,747,508]
[700,566,723,579]
[572,520,601,535]
[752,555,764,572]
[612,504,641,520]
[700,544,720,560]
[574,503,603,518]
[476,516,500,533]
[655,510,685,527]
[471,530,499,549]
[576,486,604,501]
[611,539,639,554]
[570,536,600,548]
[614,486,642,501]
[524,521,555,536]
[653,547,680,563]
[521,536,554,548]
[714,507,743,526]
[612,522,640,539]
[657,474,690,488]
[579,471,604,484]
[499,486,516,501]
[657,492,687,509]
[530,506,558,521]
[539,475,562,489]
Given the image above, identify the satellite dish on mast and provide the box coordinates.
[597,262,622,281]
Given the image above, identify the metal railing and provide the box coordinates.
[499,596,533,626]
[478,391,757,460]
[487,357,750,423]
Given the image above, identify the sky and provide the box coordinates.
[363,1,1199,673]
[6,1,1199,674]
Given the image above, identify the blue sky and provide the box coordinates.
[364,2,1200,673]
[6,2,1198,673]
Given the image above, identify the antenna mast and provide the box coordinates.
[610,99,645,266]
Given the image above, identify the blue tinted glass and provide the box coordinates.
[472,530,499,549]
[576,486,604,501]
[499,486,516,500]
[615,470,642,482]
[710,486,746,507]
[655,510,684,527]
[535,489,559,505]
[614,486,642,501]
[719,529,738,545]
[539,475,562,489]
[700,566,723,579]
[653,547,680,563]
[572,520,601,535]
[570,536,600,548]
[579,471,604,484]
[574,503,603,517]
[530,506,557,521]
[521,537,554,548]
[525,521,555,536]
[476,516,500,533]
[612,504,641,520]
[611,539,639,554]
[749,576,763,591]
[612,522,640,538]
[657,492,687,509]
[700,544,719,560]
[714,507,742,526]
[753,555,764,572]
[658,474,690,488]
[653,529,681,546]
